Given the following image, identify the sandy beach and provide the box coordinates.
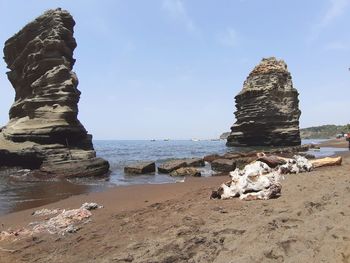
[0,139,348,262]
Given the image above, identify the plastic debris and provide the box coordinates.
[80,202,103,210]
[31,208,92,235]
[32,208,60,216]
[0,203,103,241]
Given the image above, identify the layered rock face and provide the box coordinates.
[0,9,109,177]
[227,57,301,147]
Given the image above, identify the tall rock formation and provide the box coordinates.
[226,57,301,147]
[0,9,109,177]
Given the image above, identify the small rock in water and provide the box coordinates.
[203,154,221,163]
[211,159,236,172]
[184,158,205,167]
[158,160,187,173]
[170,167,201,177]
[124,162,156,174]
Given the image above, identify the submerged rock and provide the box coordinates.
[0,9,109,177]
[170,167,201,177]
[227,57,301,147]
[203,154,221,163]
[184,158,205,167]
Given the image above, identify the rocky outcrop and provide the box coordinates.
[227,57,301,147]
[124,162,156,174]
[0,9,109,177]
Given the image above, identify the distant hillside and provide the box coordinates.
[300,124,350,139]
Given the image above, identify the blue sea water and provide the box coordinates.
[0,139,346,215]
[92,140,228,185]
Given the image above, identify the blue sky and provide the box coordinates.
[0,0,349,139]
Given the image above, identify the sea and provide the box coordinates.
[0,139,347,215]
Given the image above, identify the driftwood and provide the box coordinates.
[257,155,286,168]
[211,161,282,201]
[309,156,342,168]
[211,154,343,201]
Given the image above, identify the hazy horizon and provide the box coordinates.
[0,0,349,140]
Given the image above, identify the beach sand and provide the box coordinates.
[0,139,349,262]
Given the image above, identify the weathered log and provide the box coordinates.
[257,155,287,168]
[310,156,342,168]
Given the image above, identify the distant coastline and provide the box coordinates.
[300,124,350,139]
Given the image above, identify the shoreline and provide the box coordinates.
[0,138,347,218]
[0,138,349,262]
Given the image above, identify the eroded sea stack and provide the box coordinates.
[0,8,109,177]
[226,57,301,147]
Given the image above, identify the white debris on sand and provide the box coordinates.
[31,208,92,235]
[211,155,315,201]
[32,208,60,216]
[0,203,103,241]
[220,161,282,201]
[81,202,103,210]
[279,155,313,174]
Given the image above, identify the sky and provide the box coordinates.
[0,0,349,140]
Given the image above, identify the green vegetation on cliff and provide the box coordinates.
[300,124,350,139]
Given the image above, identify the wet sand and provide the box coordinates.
[0,139,349,262]
[318,138,349,148]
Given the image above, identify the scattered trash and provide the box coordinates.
[31,208,92,235]
[175,178,186,183]
[81,202,103,210]
[0,203,103,242]
[279,155,313,174]
[211,154,341,201]
[32,208,60,216]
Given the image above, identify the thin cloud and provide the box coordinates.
[321,0,349,26]
[162,0,196,32]
[218,27,239,47]
[324,41,349,51]
[309,0,349,42]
